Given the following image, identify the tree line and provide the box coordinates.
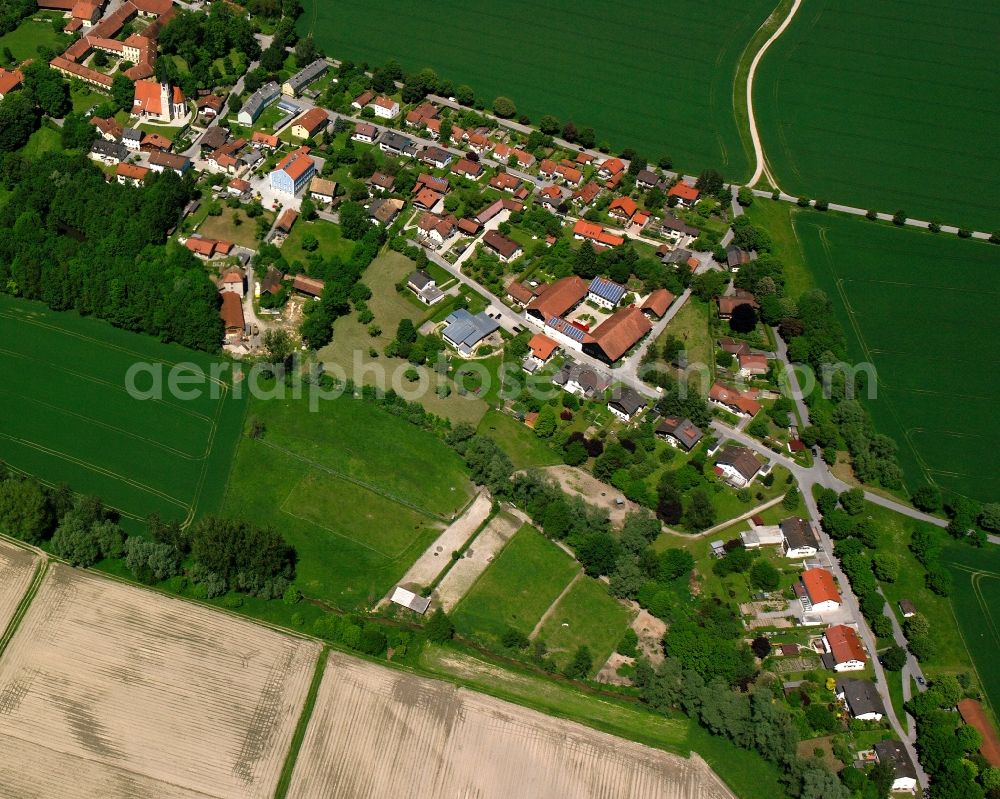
[0,466,297,599]
[0,153,223,351]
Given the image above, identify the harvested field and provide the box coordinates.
[286,651,737,799]
[0,564,321,799]
[0,540,38,635]
[433,509,522,611]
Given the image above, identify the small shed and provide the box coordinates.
[710,540,726,558]
[389,586,431,614]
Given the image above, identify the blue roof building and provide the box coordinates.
[587,276,628,308]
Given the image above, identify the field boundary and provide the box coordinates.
[273,646,329,799]
[0,557,48,660]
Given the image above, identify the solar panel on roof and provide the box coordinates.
[588,277,627,304]
[547,317,585,342]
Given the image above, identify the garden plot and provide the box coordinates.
[0,564,320,799]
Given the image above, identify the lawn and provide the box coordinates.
[742,199,813,299]
[0,16,69,62]
[792,210,1000,503]
[451,525,579,642]
[17,124,61,158]
[476,409,562,470]
[534,577,636,675]
[196,206,267,250]
[222,391,474,609]
[754,0,1000,230]
[940,542,1000,718]
[316,251,490,426]
[652,297,714,391]
[300,0,777,179]
[0,295,246,530]
[70,84,106,115]
[280,218,355,266]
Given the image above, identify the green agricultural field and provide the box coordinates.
[452,525,579,642]
[535,578,635,675]
[754,0,1000,230]
[793,211,1000,503]
[221,391,473,609]
[941,543,1000,718]
[0,295,245,530]
[300,0,776,179]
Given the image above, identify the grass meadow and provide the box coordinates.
[535,577,635,675]
[0,295,246,530]
[0,15,70,62]
[476,409,562,470]
[451,525,579,642]
[941,543,1000,719]
[791,210,1000,503]
[300,0,776,179]
[222,391,474,609]
[754,0,1000,230]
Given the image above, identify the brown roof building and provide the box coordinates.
[583,306,652,364]
[641,288,675,319]
[526,276,588,323]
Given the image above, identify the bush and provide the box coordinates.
[616,628,639,658]
[563,645,593,679]
[750,560,780,591]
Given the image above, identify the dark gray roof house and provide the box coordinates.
[608,386,647,420]
[552,363,608,397]
[90,139,128,162]
[836,679,886,720]
[716,445,762,482]
[283,59,327,96]
[726,246,754,270]
[656,416,703,451]
[380,131,417,157]
[407,270,434,292]
[873,740,918,782]
[238,81,280,124]
[781,517,820,555]
[635,168,659,188]
[660,213,700,237]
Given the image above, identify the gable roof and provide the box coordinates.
[708,382,761,416]
[609,386,646,415]
[219,291,244,331]
[825,624,867,665]
[656,416,702,450]
[587,306,651,362]
[528,334,558,361]
[608,196,638,218]
[781,517,819,551]
[0,67,24,96]
[588,276,627,305]
[293,275,325,297]
[526,276,589,320]
[641,288,674,318]
[837,679,886,718]
[506,280,536,304]
[309,177,336,197]
[718,290,759,316]
[482,230,521,259]
[802,568,840,605]
[573,219,624,248]
[872,740,916,781]
[668,181,700,202]
[294,106,328,136]
[115,162,149,181]
[573,181,601,205]
[599,157,624,176]
[276,209,298,233]
[716,445,762,481]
